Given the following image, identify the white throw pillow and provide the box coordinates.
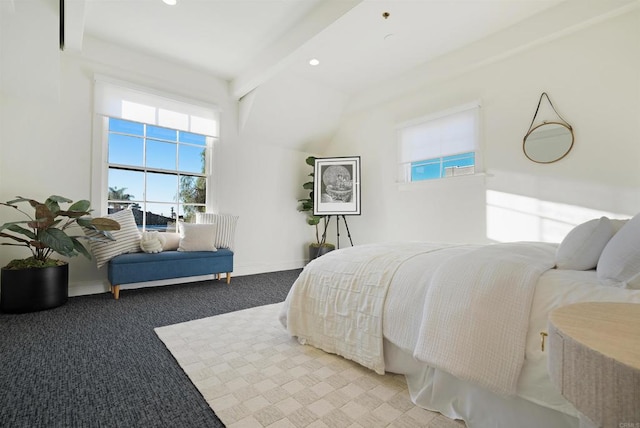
[161,232,181,251]
[597,213,640,288]
[140,231,166,254]
[85,209,141,268]
[178,222,217,252]
[196,212,238,250]
[555,217,614,270]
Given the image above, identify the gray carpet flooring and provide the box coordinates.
[0,269,301,428]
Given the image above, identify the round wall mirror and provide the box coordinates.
[523,122,574,164]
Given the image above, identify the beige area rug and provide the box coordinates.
[155,303,463,428]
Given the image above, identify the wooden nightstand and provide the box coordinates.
[548,302,640,428]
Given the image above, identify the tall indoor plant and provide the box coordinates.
[0,195,120,313]
[298,156,335,260]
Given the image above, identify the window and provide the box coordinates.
[397,102,480,183]
[93,76,218,231]
[106,118,208,229]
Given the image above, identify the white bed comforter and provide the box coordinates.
[281,241,556,396]
[281,242,447,374]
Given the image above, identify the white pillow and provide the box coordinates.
[555,217,614,270]
[597,213,640,288]
[140,231,166,254]
[178,222,217,252]
[195,212,238,249]
[86,209,141,268]
[161,232,181,251]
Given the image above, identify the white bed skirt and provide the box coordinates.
[383,340,579,428]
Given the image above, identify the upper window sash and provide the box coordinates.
[106,117,209,177]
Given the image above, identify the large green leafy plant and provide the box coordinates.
[297,156,333,249]
[0,195,121,269]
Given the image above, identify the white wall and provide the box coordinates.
[324,9,640,246]
[0,0,313,296]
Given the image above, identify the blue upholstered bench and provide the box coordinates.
[107,249,234,299]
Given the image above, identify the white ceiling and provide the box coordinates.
[78,0,575,99]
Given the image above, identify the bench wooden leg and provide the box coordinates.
[111,285,120,300]
[226,273,231,284]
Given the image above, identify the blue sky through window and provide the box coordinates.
[411,152,475,181]
[107,118,207,224]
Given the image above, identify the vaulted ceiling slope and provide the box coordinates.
[66,0,638,151]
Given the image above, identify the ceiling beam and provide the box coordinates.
[231,0,363,100]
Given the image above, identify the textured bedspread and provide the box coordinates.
[281,241,557,396]
[281,242,447,373]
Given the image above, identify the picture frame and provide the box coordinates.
[314,156,361,216]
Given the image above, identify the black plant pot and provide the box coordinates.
[309,244,335,261]
[1,263,69,313]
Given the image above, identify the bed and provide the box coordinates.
[279,215,640,427]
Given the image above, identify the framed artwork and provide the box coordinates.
[314,156,361,216]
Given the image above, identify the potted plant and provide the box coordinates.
[298,156,335,260]
[0,195,120,313]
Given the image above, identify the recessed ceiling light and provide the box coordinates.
[309,58,320,66]
[163,0,177,5]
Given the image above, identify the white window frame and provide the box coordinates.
[91,76,219,226]
[396,101,482,184]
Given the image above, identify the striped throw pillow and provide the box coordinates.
[195,212,238,250]
[85,209,141,268]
